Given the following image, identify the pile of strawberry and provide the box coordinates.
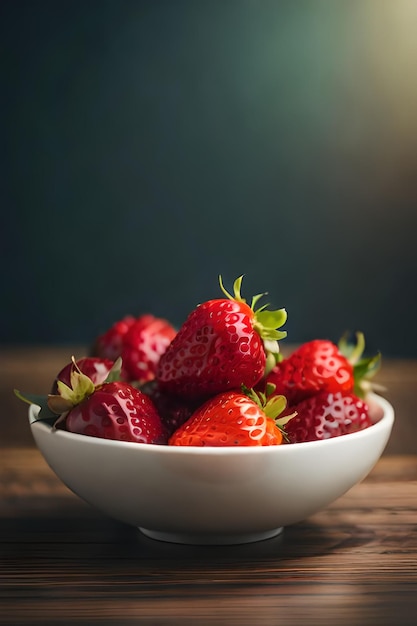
[15,276,380,447]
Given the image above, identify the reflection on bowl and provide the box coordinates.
[29,393,394,545]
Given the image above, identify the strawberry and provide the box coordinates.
[282,390,372,443]
[93,315,136,361]
[15,358,167,444]
[141,380,202,437]
[156,276,287,400]
[62,381,167,444]
[169,388,292,447]
[52,356,114,392]
[265,339,353,406]
[263,333,380,406]
[121,316,176,383]
[93,314,176,384]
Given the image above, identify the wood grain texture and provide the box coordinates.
[1,450,417,625]
[1,348,416,625]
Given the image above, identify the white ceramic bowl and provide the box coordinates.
[29,393,394,545]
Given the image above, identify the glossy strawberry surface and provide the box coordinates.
[283,390,372,443]
[63,381,167,444]
[93,315,136,361]
[265,340,354,406]
[169,390,283,447]
[157,299,266,399]
[121,316,176,383]
[94,314,176,384]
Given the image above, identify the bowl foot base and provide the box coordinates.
[138,526,283,545]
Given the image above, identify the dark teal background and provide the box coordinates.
[2,0,417,356]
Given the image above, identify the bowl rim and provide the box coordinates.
[29,392,394,457]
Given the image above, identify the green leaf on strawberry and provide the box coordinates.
[219,274,287,357]
[55,362,95,405]
[157,275,288,399]
[14,356,124,425]
[14,389,58,423]
[103,357,123,383]
[338,331,382,398]
[242,384,296,433]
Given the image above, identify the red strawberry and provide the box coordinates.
[265,339,353,406]
[283,391,372,443]
[93,314,176,384]
[121,316,176,383]
[62,381,167,444]
[93,315,136,361]
[16,360,167,444]
[52,356,114,392]
[169,388,291,447]
[263,333,380,406]
[157,276,287,399]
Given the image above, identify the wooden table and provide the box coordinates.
[1,348,417,625]
[1,451,417,625]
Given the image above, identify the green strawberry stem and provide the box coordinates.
[14,356,123,423]
[242,384,296,437]
[219,275,287,370]
[338,331,383,398]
